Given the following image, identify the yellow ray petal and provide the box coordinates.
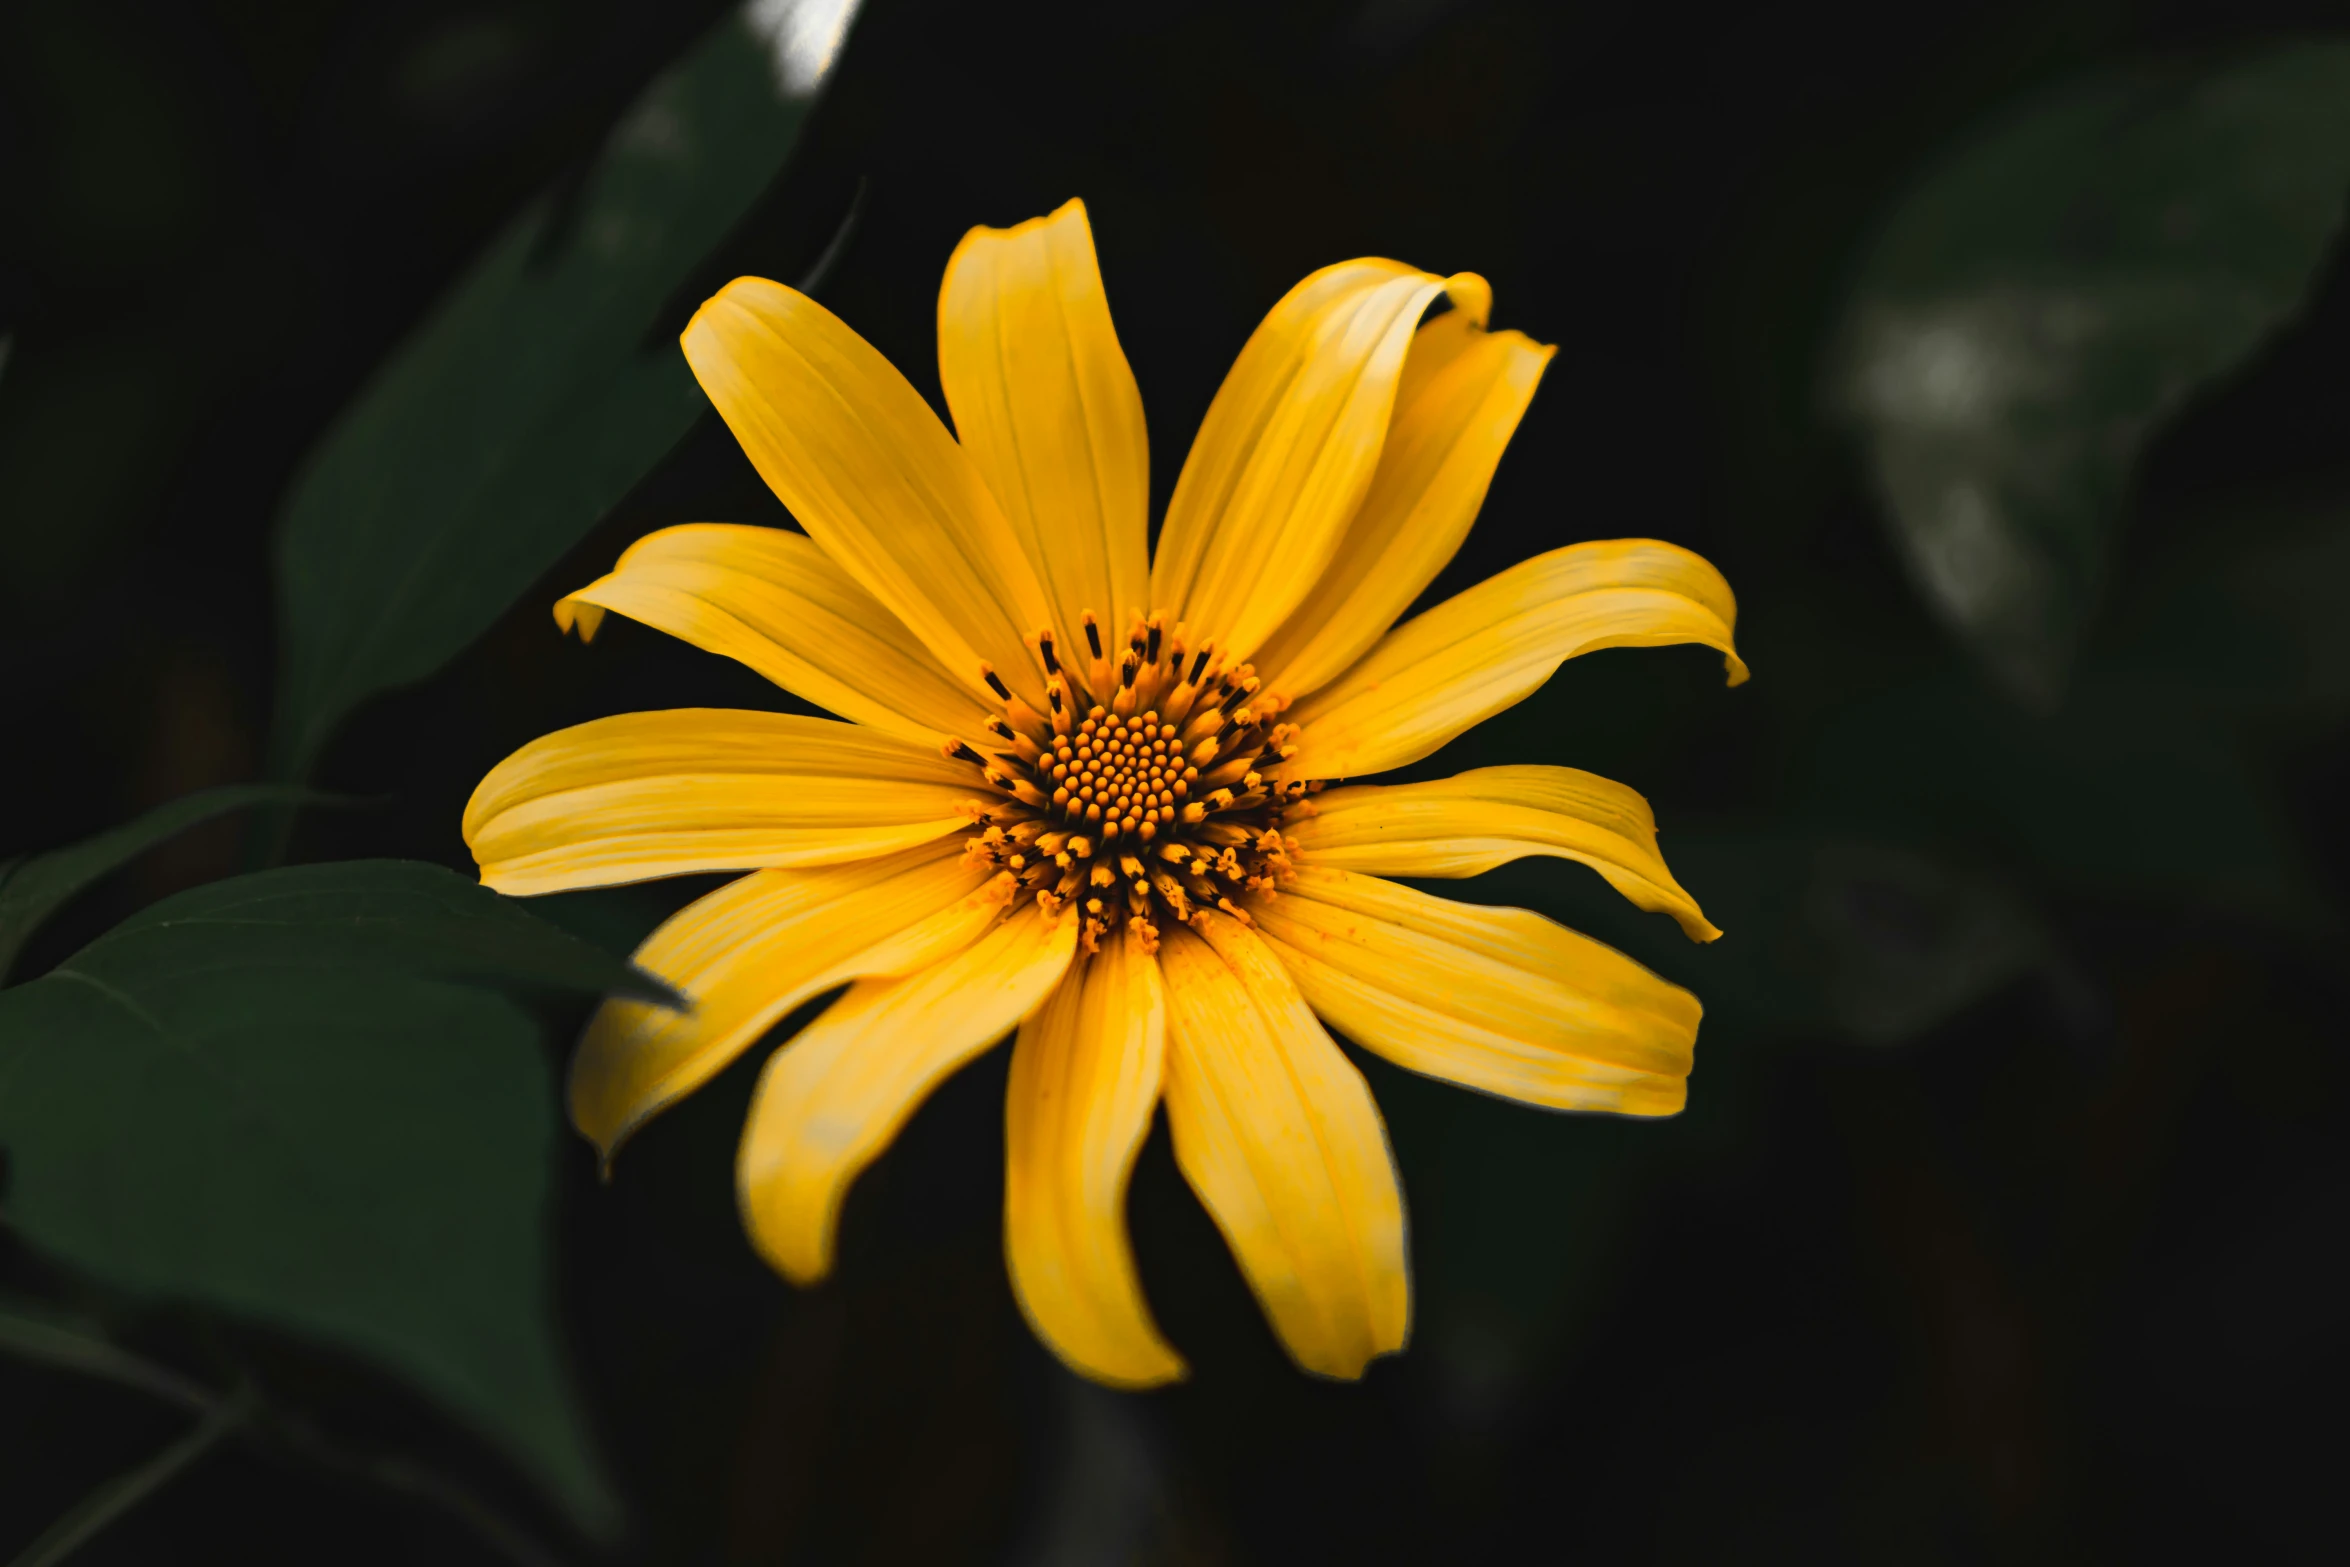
[1288,764,1719,942]
[938,199,1150,658]
[556,523,989,744]
[1157,913,1408,1380]
[1254,311,1554,703]
[1004,924,1185,1388]
[738,902,1079,1284]
[1279,539,1748,782]
[569,842,1010,1161]
[681,278,1057,705]
[1149,260,1487,662]
[1253,865,1697,1116]
[464,709,984,897]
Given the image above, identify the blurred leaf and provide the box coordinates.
[1834,41,2350,706]
[1670,834,2051,1043]
[2108,489,2350,726]
[1370,1060,1641,1423]
[0,861,676,1536]
[268,8,828,778]
[0,783,330,982]
[1805,671,2319,924]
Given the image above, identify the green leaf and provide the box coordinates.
[100,859,680,1006]
[0,861,675,1537]
[267,9,832,779]
[0,783,332,983]
[1833,41,2350,705]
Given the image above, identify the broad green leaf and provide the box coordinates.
[0,783,330,982]
[0,861,677,1536]
[91,859,679,1005]
[1833,42,2350,705]
[268,6,844,778]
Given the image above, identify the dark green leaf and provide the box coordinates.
[267,10,832,778]
[0,861,677,1536]
[111,859,679,1006]
[1833,42,2350,705]
[0,783,332,983]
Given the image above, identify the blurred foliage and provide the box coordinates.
[0,861,671,1536]
[2,0,2347,1563]
[1833,41,2350,706]
[0,782,326,979]
[268,11,821,780]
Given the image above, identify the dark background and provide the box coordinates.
[4,0,2346,1561]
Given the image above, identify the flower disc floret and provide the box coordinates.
[948,613,1308,953]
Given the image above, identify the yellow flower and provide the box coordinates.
[464,200,1746,1387]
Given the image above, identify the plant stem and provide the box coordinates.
[0,1309,576,1567]
[7,1386,253,1567]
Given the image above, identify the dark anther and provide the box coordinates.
[949,741,988,766]
[1187,648,1211,684]
[1084,618,1105,659]
[984,668,1014,702]
[1146,623,1163,663]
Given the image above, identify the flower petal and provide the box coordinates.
[1004,924,1185,1388]
[464,709,983,897]
[738,902,1079,1284]
[938,199,1151,658]
[1149,261,1486,662]
[1254,311,1554,704]
[1157,912,1408,1380]
[1287,764,1719,942]
[569,842,1010,1161]
[681,279,1057,704]
[1279,540,1748,782]
[557,523,989,744]
[1252,865,1697,1116]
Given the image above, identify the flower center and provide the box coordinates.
[945,611,1313,954]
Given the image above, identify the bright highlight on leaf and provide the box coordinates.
[467,199,1746,1386]
[1834,40,2350,706]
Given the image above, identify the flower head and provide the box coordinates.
[464,200,1745,1385]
